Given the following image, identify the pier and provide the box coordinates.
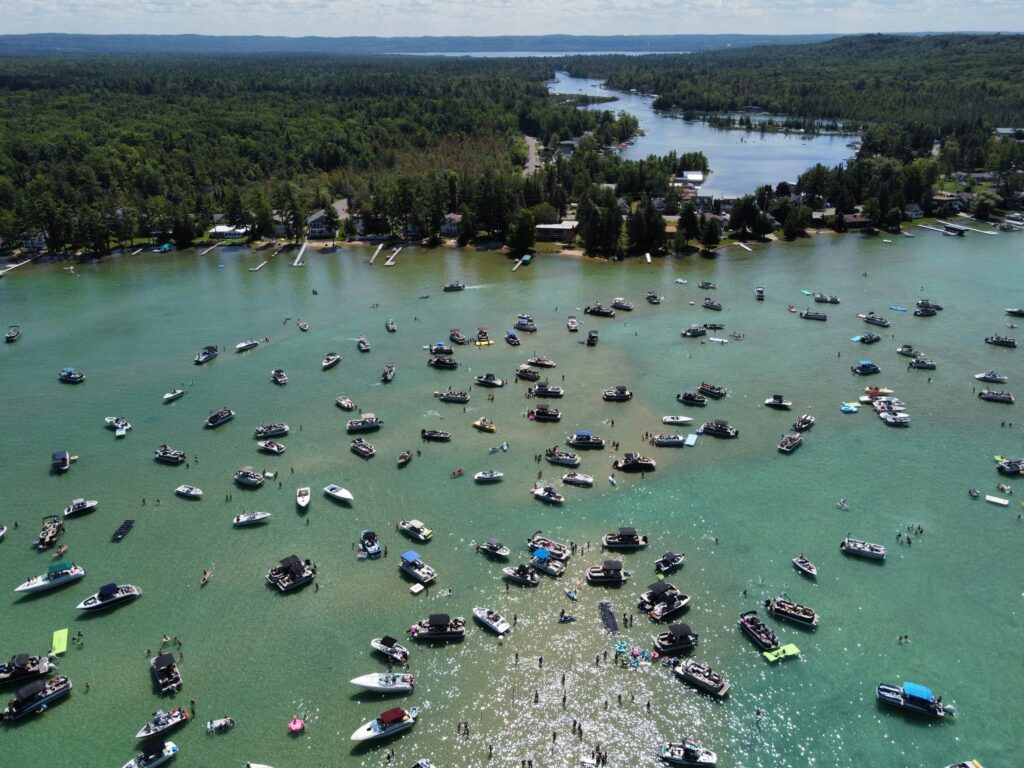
[938,220,997,236]
[384,247,401,266]
[512,259,523,271]
[249,260,268,272]
[200,243,221,256]
[0,259,31,278]
[292,241,307,267]
[916,224,955,235]
[735,242,753,252]
[130,248,144,255]
[369,243,384,264]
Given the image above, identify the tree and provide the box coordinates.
[457,205,477,246]
[782,209,804,240]
[506,208,535,254]
[752,212,775,239]
[323,205,340,245]
[171,207,196,248]
[678,202,701,245]
[700,217,721,252]
[250,190,275,240]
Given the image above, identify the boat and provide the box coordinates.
[914,306,937,317]
[792,555,817,577]
[662,415,693,426]
[287,717,305,734]
[515,313,537,332]
[357,336,371,353]
[562,471,594,487]
[427,356,459,370]
[399,550,436,584]
[778,433,802,453]
[385,319,396,333]
[908,357,936,369]
[840,536,886,559]
[586,560,629,584]
[611,297,634,311]
[533,485,565,504]
[944,762,982,768]
[879,411,911,426]
[351,438,376,459]
[502,564,541,586]
[477,538,510,557]
[584,304,615,318]
[472,607,511,635]
[111,520,134,542]
[270,368,288,385]
[235,339,260,352]
[527,533,570,560]
[602,526,648,549]
[655,551,684,573]
[975,370,1008,383]
[978,389,1014,404]
[57,367,86,384]
[754,286,765,301]
[876,681,949,717]
[135,708,190,740]
[567,430,605,449]
[63,498,98,518]
[257,440,286,455]
[77,583,141,611]
[234,467,264,487]
[765,593,818,627]
[813,293,840,304]
[516,365,541,382]
[505,330,521,346]
[266,555,316,591]
[371,636,409,664]
[985,335,1017,348]
[586,330,599,346]
[350,672,415,693]
[162,388,186,403]
[335,395,356,411]
[194,346,218,365]
[325,487,354,505]
[640,582,690,619]
[738,610,779,651]
[698,281,715,290]
[544,448,580,467]
[799,310,827,321]
[35,515,64,549]
[121,741,179,768]
[350,706,418,742]
[397,519,432,542]
[4,325,21,343]
[449,328,468,345]
[702,297,722,311]
[474,373,506,388]
[527,356,557,368]
[917,298,943,311]
[851,360,880,375]
[443,281,465,292]
[14,562,85,593]
[434,388,470,403]
[233,511,271,526]
[474,470,504,483]
[2,676,73,721]
[660,740,717,766]
[566,316,579,332]
[408,613,466,641]
[254,423,289,439]
[154,444,186,465]
[420,429,451,441]
[862,313,890,328]
[613,453,656,472]
[151,653,183,694]
[323,352,342,370]
[677,391,707,407]
[651,434,687,447]
[476,327,491,344]
[698,420,738,438]
[764,394,791,409]
[105,416,132,433]
[204,407,235,428]
[682,324,707,338]
[429,342,453,355]
[528,405,561,422]
[397,451,412,468]
[356,529,382,558]
[0,654,54,687]
[603,385,633,402]
[347,414,383,433]
[859,332,881,344]
[530,381,564,398]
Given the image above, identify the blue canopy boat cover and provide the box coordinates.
[902,682,934,702]
[401,550,421,563]
[49,562,72,574]
[533,548,551,560]
[98,583,118,599]
[859,360,873,366]
[52,450,69,461]
[575,430,592,437]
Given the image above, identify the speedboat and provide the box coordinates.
[474,470,504,483]
[544,449,580,467]
[530,381,563,397]
[502,564,541,586]
[908,358,936,369]
[236,339,259,352]
[914,306,937,317]
[233,511,271,526]
[879,411,911,426]
[647,291,662,305]
[530,549,566,576]
[323,352,341,370]
[765,593,818,627]
[975,370,1008,383]
[443,281,465,292]
[76,583,141,611]
[698,382,726,399]
[163,389,185,403]
[651,434,687,447]
[876,681,949,717]
[613,453,656,471]
[204,407,235,428]
[371,636,409,663]
[567,430,605,448]
[385,319,396,333]
[427,356,459,370]
[562,471,594,487]
[814,293,840,304]
[351,439,377,459]
[58,367,86,383]
[863,313,890,328]
[566,316,579,332]
[2,676,73,721]
[15,562,85,593]
[122,741,178,768]
[985,335,1017,348]
[754,287,765,301]
[799,310,827,321]
[702,297,722,311]
[516,365,541,381]
[357,336,371,352]
[677,391,707,407]
[655,552,684,573]
[527,356,557,368]
[698,281,715,289]
[603,526,648,549]
[5,324,21,343]
[335,395,356,411]
[764,394,791,409]
[397,519,432,542]
[778,433,802,453]
[662,415,693,426]
[347,414,383,433]
[408,614,466,641]
[603,385,633,401]
[896,344,919,357]
[399,550,436,584]
[105,416,132,432]
[515,313,537,332]
[851,360,880,376]
[738,610,779,651]
[584,304,615,318]
[527,405,561,422]
[978,389,1014,404]
[266,555,316,591]
[257,440,286,455]
[792,555,817,577]
[527,533,570,560]
[350,707,418,742]
[151,653,182,695]
[350,673,414,693]
[792,414,815,431]
[420,429,451,441]
[476,327,492,345]
[587,330,599,346]
[474,373,506,388]
[429,342,453,355]
[254,423,289,439]
[840,536,886,559]
[397,451,412,468]
[654,623,698,653]
[434,388,470,403]
[234,467,264,487]
[673,659,730,698]
[360,530,382,558]
[504,330,521,346]
[449,328,468,345]
[611,297,634,311]
[194,346,218,364]
[154,444,186,464]
[63,498,98,518]
[270,368,288,385]
[860,332,881,344]
[136,709,190,740]
[533,486,565,504]
[477,538,510,557]
[0,654,54,686]
[586,560,629,584]
[472,607,511,635]
[682,324,707,338]
[325,484,354,503]
[660,740,717,766]
[36,515,64,549]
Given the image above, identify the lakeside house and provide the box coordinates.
[676,170,705,185]
[306,210,335,239]
[22,231,48,251]
[904,203,924,220]
[535,221,578,242]
[842,214,870,229]
[210,224,249,239]
[440,213,462,237]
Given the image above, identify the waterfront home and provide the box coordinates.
[842,214,870,229]
[535,221,579,242]
[307,210,336,239]
[210,224,249,239]
[904,203,924,220]
[440,213,462,237]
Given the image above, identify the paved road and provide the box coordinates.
[523,135,541,176]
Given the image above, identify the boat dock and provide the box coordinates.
[512,258,523,271]
[249,260,268,272]
[292,241,307,267]
[0,259,31,278]
[938,220,997,236]
[130,247,144,255]
[384,247,401,266]
[645,252,652,263]
[369,243,384,264]
[917,224,954,235]
[200,243,221,256]
[735,242,753,252]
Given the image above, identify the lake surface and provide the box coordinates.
[550,72,858,198]
[1,229,1019,768]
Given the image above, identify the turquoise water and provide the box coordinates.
[1,232,1021,767]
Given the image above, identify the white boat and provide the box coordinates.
[350,706,418,742]
[233,511,271,527]
[660,739,717,766]
[562,471,594,487]
[323,352,342,370]
[234,467,264,487]
[324,484,354,502]
[662,415,693,425]
[399,550,436,584]
[477,538,511,557]
[76,582,141,611]
[474,470,504,483]
[257,440,286,455]
[473,606,511,634]
[63,498,98,517]
[350,672,415,693]
[502,564,541,586]
[175,485,203,499]
[135,708,190,740]
[840,536,886,559]
[370,636,410,663]
[397,519,432,542]
[205,717,234,734]
[14,562,86,593]
[651,434,687,447]
[162,389,186,403]
[235,339,260,352]
[533,486,565,504]
[105,416,132,431]
[296,487,310,509]
[122,741,178,768]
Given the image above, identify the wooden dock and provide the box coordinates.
[291,241,307,267]
[938,220,997,236]
[0,259,31,278]
[917,224,951,235]
[369,243,384,264]
[644,252,652,263]
[735,242,753,252]
[249,260,268,272]
[384,247,401,266]
[200,243,221,256]
[512,259,523,271]
[130,248,143,255]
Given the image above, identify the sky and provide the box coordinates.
[1,0,1021,37]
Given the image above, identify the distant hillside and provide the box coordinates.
[0,33,838,57]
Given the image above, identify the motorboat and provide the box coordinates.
[651,434,687,447]
[399,551,436,584]
[544,448,580,467]
[505,330,521,346]
[151,653,183,694]
[698,382,726,399]
[985,335,1017,348]
[863,313,890,327]
[603,385,633,401]
[266,555,316,592]
[477,538,510,557]
[603,526,648,549]
[234,467,264,487]
[851,360,880,376]
[698,420,738,438]
[527,356,557,368]
[840,536,886,560]
[154,444,186,465]
[63,498,98,518]
[136,709,190,740]
[674,659,730,697]
[613,453,656,472]
[323,352,342,370]
[662,415,694,426]
[908,358,936,369]
[236,339,259,352]
[57,367,86,384]
[0,654,53,687]
[562,471,594,487]
[879,411,911,426]
[111,520,134,542]
[917,298,943,311]
[814,293,840,304]
[420,429,451,441]
[876,681,949,718]
[502,564,541,586]
[586,330,599,346]
[660,740,717,766]
[527,533,570,561]
[514,314,537,332]
[434,388,470,403]
[567,430,605,449]
[429,342,453,355]
[397,451,412,468]
[350,672,414,693]
[682,324,707,338]
[530,381,563,397]
[381,363,396,383]
[655,552,684,573]
[584,304,615,318]
[640,582,690,619]
[77,583,141,611]
[566,316,579,332]
[738,610,779,651]
[105,416,132,432]
[2,676,73,721]
[778,433,802,454]
[257,440,286,455]
[792,414,815,431]
[371,636,409,664]
[702,297,722,311]
[654,623,698,653]
[799,310,827,321]
[5,324,21,343]
[449,328,468,344]
[765,593,818,627]
[427,356,459,370]
[35,516,64,549]
[408,613,466,641]
[476,327,491,344]
[913,306,937,317]
[335,395,356,411]
[860,332,881,344]
[270,368,288,385]
[586,560,630,584]
[357,336,371,352]
[975,370,1008,383]
[324,483,354,502]
[121,741,179,768]
[754,287,765,301]
[204,407,235,428]
[611,297,634,311]
[194,346,218,365]
[385,319,396,333]
[233,511,271,527]
[254,423,289,440]
[472,607,511,635]
[398,520,432,542]
[350,706,418,742]
[351,439,376,459]
[531,549,566,576]
[360,529,382,558]
[792,555,817,577]
[15,562,85,593]
[163,389,186,403]
[677,391,707,407]
[978,389,1014,404]
[516,365,541,381]
[864,385,895,396]
[533,486,565,504]
[347,414,383,433]
[528,405,561,422]
[764,394,791,409]
[443,281,465,292]
[474,470,504,483]
[474,373,506,388]
[896,344,919,357]
[698,281,715,289]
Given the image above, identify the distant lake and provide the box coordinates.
[550,71,858,198]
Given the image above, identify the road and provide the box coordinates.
[523,135,541,176]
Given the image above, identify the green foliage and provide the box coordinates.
[506,208,536,254]
[625,196,666,255]
[700,217,722,251]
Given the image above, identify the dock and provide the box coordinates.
[512,259,523,271]
[369,243,384,264]
[917,224,953,235]
[291,241,307,267]
[130,248,144,255]
[384,247,401,266]
[249,260,268,272]
[644,252,652,263]
[0,259,31,278]
[735,242,753,252]
[938,220,997,236]
[200,243,221,256]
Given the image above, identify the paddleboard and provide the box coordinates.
[51,628,69,655]
[985,495,1009,507]
[763,643,800,662]
[890,306,908,311]
[685,434,698,447]
[850,336,862,342]
[608,476,617,487]
[801,290,812,295]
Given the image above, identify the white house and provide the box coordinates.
[535,221,578,242]
[210,224,249,239]
[904,203,924,220]
[440,213,462,237]
[21,232,48,251]
[306,210,336,239]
